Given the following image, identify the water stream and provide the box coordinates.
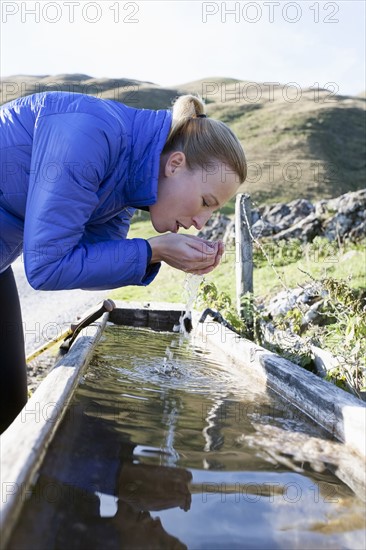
[8,325,366,550]
[162,273,202,374]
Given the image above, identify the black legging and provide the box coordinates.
[0,266,27,433]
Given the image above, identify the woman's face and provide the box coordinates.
[149,152,240,234]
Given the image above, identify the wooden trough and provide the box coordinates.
[1,301,365,548]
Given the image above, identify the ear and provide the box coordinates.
[165,151,186,176]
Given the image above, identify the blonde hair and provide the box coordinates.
[163,94,247,183]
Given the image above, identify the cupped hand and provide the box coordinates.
[148,234,224,275]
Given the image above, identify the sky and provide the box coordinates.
[0,0,365,96]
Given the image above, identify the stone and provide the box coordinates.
[261,203,291,226]
[348,221,366,242]
[280,198,314,227]
[337,189,366,215]
[323,213,354,240]
[251,219,275,238]
[265,284,324,318]
[273,213,322,242]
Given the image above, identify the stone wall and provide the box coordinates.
[198,189,366,245]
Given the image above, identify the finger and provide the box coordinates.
[186,242,217,259]
[186,237,217,249]
[185,235,218,251]
[211,242,223,267]
[196,247,223,272]
[212,253,222,269]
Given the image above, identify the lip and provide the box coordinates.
[176,221,188,231]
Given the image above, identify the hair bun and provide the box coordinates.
[171,94,206,120]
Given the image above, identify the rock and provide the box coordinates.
[302,301,324,326]
[261,203,291,226]
[314,199,328,217]
[251,209,261,225]
[279,198,314,228]
[266,288,304,317]
[325,196,341,213]
[258,199,315,234]
[348,221,366,242]
[321,189,366,216]
[265,284,324,318]
[337,189,366,215]
[273,213,322,242]
[323,213,354,240]
[251,219,275,238]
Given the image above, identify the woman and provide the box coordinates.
[0,91,247,432]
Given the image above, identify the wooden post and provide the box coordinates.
[235,193,253,323]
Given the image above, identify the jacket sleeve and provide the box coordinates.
[80,208,161,289]
[24,112,160,290]
[82,207,135,244]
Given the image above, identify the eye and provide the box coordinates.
[202,198,209,207]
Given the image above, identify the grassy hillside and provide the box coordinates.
[1,73,365,206]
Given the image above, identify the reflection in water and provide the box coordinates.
[9,402,190,549]
[8,326,366,550]
[161,397,181,466]
[202,396,226,454]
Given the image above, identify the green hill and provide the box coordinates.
[1,74,365,205]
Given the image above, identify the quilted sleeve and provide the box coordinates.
[23,112,159,290]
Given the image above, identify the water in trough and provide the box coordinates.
[8,325,366,549]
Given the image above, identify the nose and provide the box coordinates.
[192,212,212,230]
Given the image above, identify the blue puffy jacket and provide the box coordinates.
[0,92,172,290]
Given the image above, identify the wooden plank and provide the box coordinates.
[109,301,186,331]
[260,322,363,398]
[0,314,108,549]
